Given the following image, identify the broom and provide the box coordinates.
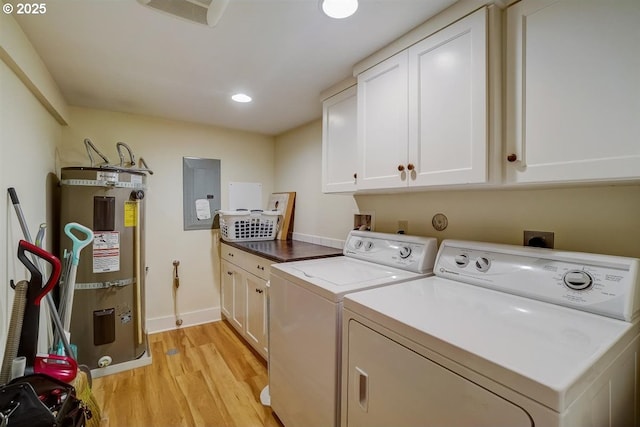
[73,369,102,427]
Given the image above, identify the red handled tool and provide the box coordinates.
[16,240,61,374]
[34,353,78,383]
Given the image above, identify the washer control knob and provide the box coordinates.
[563,270,593,290]
[475,257,491,272]
[354,240,363,249]
[364,241,374,251]
[454,254,469,267]
[399,246,412,259]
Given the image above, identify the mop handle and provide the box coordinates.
[64,222,94,265]
[8,188,28,238]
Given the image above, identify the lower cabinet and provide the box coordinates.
[221,243,270,359]
[220,259,245,331]
[245,274,268,357]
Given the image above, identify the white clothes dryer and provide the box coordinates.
[341,240,640,427]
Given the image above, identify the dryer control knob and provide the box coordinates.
[563,270,593,290]
[455,254,469,267]
[475,257,491,272]
[399,246,412,259]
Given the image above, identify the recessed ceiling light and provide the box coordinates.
[322,0,358,19]
[231,93,252,103]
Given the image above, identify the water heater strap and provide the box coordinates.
[60,179,146,190]
[74,277,135,290]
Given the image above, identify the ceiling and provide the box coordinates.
[13,0,458,136]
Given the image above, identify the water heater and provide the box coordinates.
[59,167,147,368]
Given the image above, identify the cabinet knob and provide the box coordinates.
[397,164,405,172]
[407,163,415,171]
[257,265,264,271]
[227,271,233,276]
[507,154,518,162]
[353,173,357,180]
[256,288,264,294]
[228,253,234,257]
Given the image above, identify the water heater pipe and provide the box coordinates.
[173,260,183,326]
[135,199,143,345]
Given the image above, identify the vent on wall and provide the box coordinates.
[137,0,229,27]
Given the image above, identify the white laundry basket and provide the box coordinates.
[218,210,281,242]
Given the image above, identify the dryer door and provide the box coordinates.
[345,320,533,427]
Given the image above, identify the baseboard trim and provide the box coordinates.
[292,233,345,249]
[147,307,222,334]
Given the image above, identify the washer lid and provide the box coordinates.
[290,257,401,286]
[344,277,637,413]
[272,257,424,301]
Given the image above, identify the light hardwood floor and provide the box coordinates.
[92,321,282,427]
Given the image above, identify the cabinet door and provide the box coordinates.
[221,259,245,332]
[221,259,234,319]
[357,51,409,190]
[408,7,488,187]
[345,320,532,427]
[506,0,640,184]
[322,86,358,193]
[245,273,268,358]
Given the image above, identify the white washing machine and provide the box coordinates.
[268,230,439,427]
[341,240,640,427]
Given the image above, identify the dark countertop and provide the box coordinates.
[221,239,343,263]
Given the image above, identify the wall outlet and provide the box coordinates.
[523,230,554,249]
[398,220,408,234]
[354,213,373,231]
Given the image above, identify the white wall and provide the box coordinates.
[1,11,66,362]
[0,11,69,125]
[355,186,640,258]
[0,61,61,358]
[59,107,275,332]
[274,120,357,247]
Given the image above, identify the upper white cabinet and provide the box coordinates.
[357,7,492,191]
[505,0,640,185]
[322,85,358,193]
[408,8,489,187]
[357,51,410,190]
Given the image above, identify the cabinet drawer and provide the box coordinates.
[221,244,244,263]
[220,243,273,280]
[244,252,272,281]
